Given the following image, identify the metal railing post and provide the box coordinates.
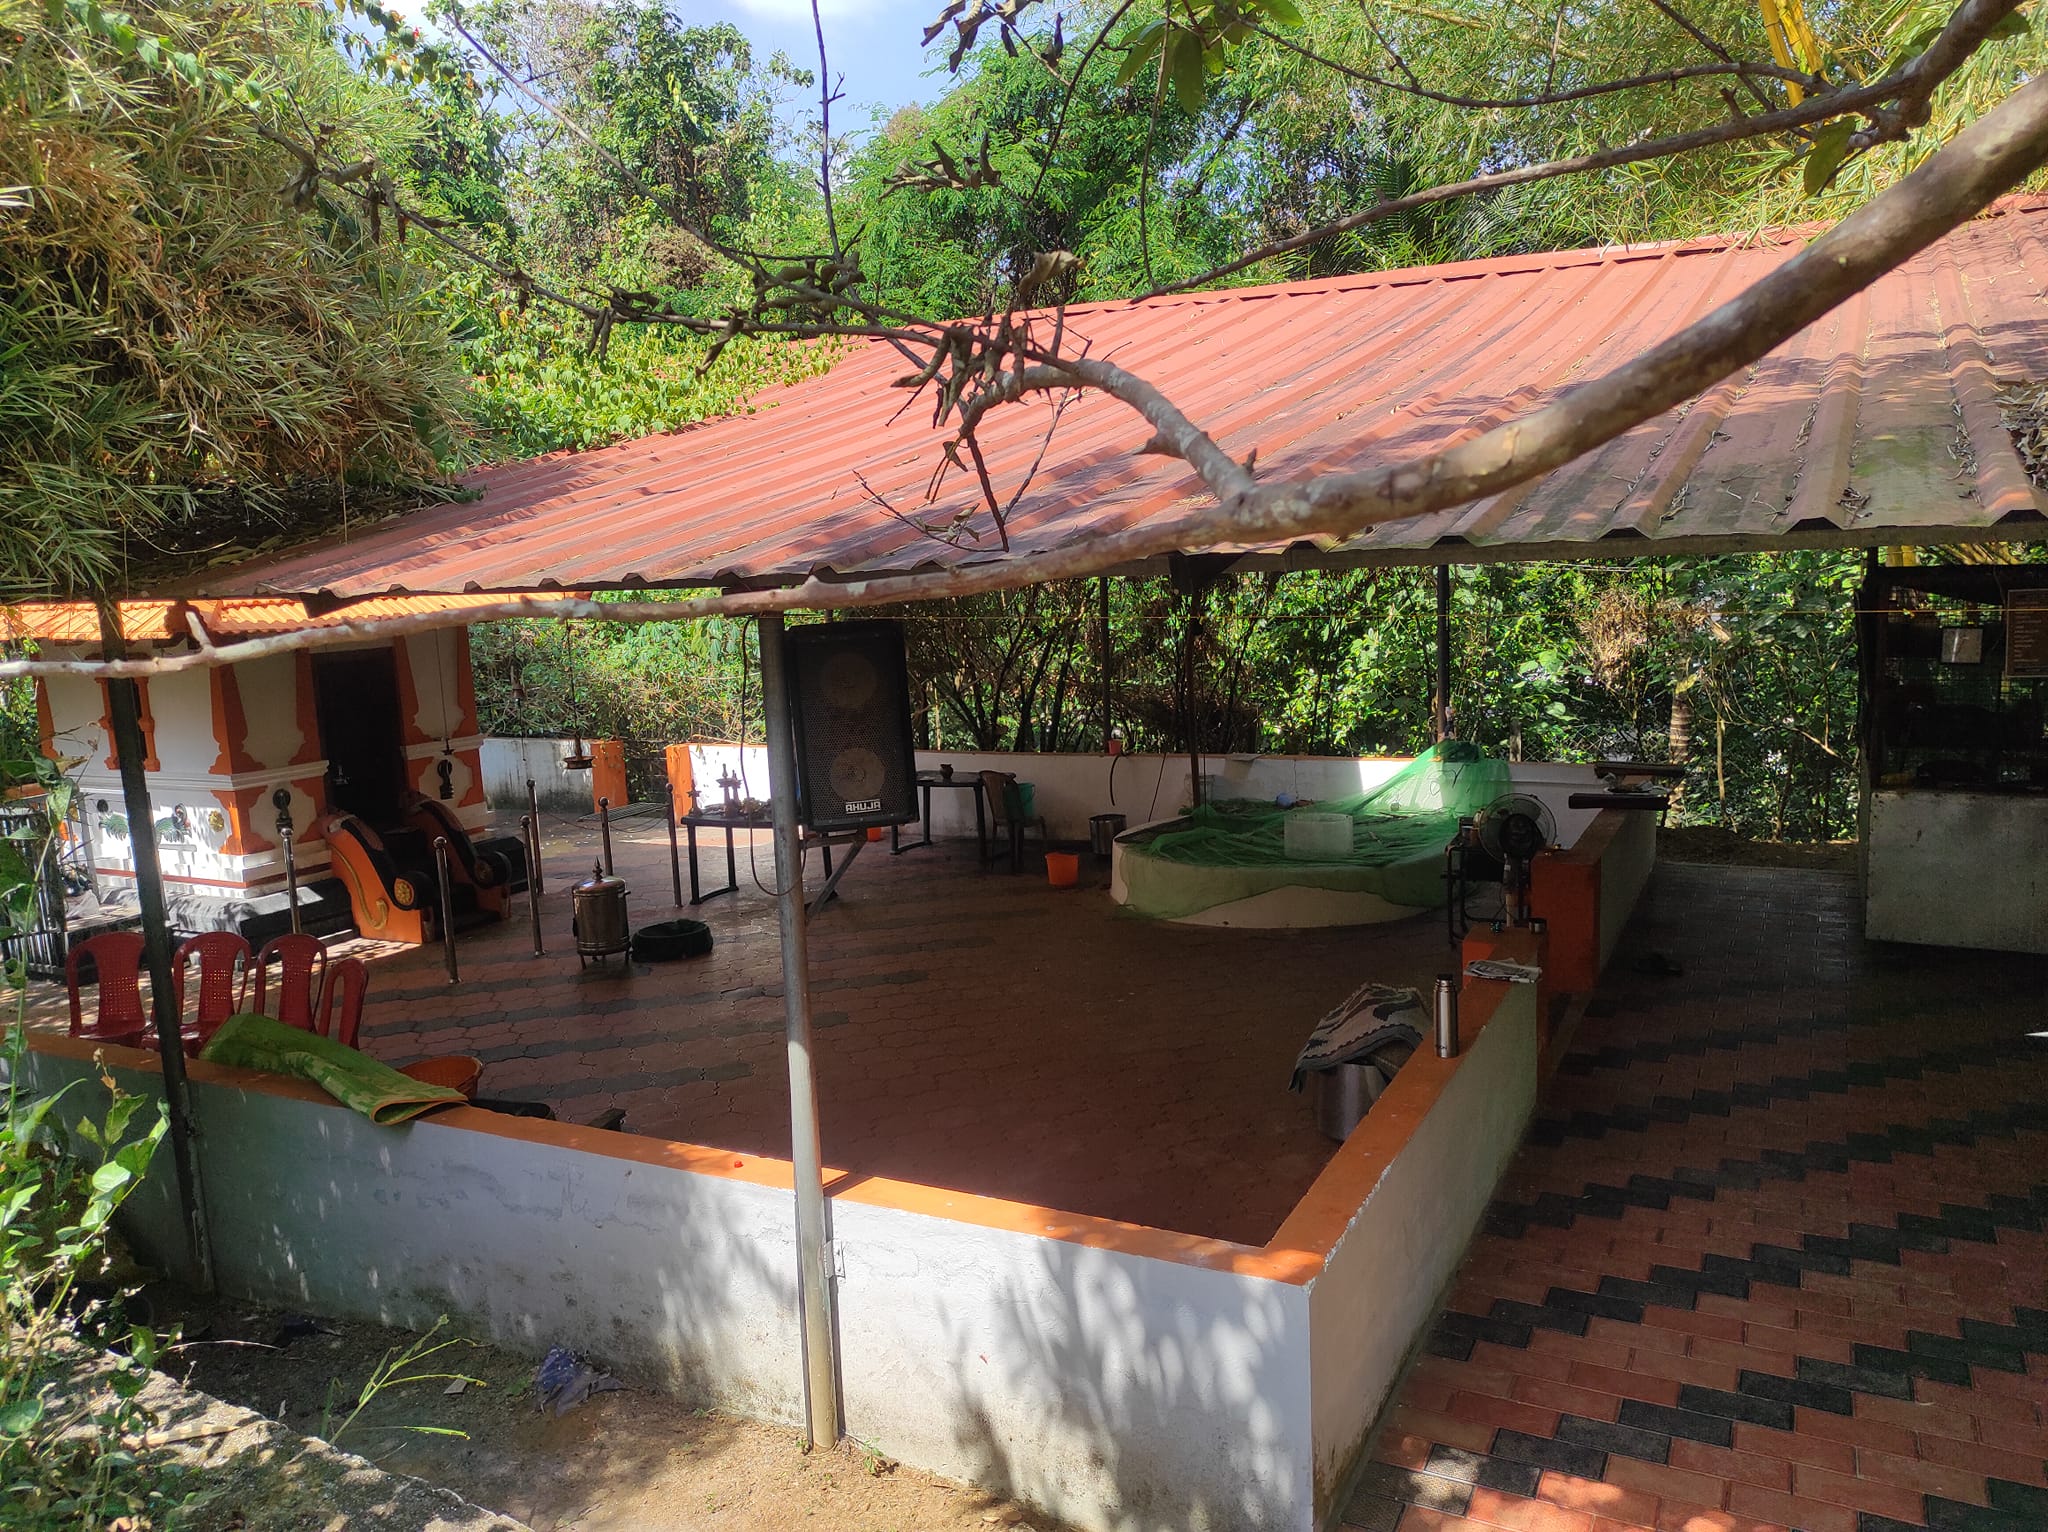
[666,796,683,907]
[598,795,614,876]
[522,815,544,956]
[526,778,544,895]
[272,787,300,935]
[435,837,458,985]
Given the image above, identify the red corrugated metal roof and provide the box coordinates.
[216,203,2048,601]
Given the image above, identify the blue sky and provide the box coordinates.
[394,0,956,135]
[692,0,954,128]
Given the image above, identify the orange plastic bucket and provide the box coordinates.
[399,1054,482,1099]
[1044,851,1080,888]
[866,826,888,842]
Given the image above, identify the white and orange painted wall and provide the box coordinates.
[34,628,488,901]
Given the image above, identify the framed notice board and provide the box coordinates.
[2009,589,2048,679]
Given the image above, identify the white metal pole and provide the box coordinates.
[758,614,841,1448]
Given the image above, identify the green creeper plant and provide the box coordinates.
[0,760,187,1528]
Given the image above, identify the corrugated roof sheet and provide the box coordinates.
[217,202,2048,602]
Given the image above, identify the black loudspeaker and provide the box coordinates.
[785,620,919,831]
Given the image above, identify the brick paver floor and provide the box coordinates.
[1344,862,2048,1532]
[31,811,1454,1246]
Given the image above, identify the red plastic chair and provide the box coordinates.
[170,932,252,1056]
[251,934,327,1031]
[65,932,148,1048]
[315,957,368,1049]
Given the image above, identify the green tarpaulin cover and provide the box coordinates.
[1119,743,1508,920]
[199,1013,464,1125]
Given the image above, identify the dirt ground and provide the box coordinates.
[155,1291,1067,1532]
[1655,823,1857,872]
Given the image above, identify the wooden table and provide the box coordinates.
[891,771,990,863]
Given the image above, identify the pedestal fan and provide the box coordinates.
[1477,793,1556,927]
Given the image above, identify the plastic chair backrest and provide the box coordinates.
[315,957,368,1049]
[252,933,327,1030]
[172,932,252,1047]
[66,931,147,1040]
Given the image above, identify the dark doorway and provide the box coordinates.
[312,648,409,828]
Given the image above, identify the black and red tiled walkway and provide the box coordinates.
[1346,863,2048,1532]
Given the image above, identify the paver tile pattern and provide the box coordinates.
[1344,863,2048,1532]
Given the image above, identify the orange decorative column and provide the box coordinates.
[590,740,628,812]
[664,744,695,819]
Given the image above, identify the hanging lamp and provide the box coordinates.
[562,622,594,771]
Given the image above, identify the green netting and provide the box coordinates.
[1119,743,1509,920]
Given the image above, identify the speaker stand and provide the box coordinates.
[803,830,868,917]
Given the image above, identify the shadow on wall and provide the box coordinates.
[20,1053,814,1436]
[938,1238,1304,1532]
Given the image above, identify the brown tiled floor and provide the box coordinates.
[1345,863,2048,1532]
[31,813,1454,1246]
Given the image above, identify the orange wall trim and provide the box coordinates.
[29,971,1534,1288]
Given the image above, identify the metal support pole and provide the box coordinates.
[272,787,300,935]
[759,614,841,1449]
[1182,585,1203,808]
[526,778,544,895]
[523,815,544,956]
[434,837,458,985]
[97,606,213,1291]
[598,796,614,877]
[666,798,683,907]
[1098,574,1113,752]
[1433,563,1453,744]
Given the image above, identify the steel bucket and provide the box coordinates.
[1088,812,1127,859]
[1307,1062,1386,1142]
[570,863,631,962]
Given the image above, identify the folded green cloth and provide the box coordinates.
[199,1013,465,1126]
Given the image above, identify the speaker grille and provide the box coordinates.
[785,621,919,830]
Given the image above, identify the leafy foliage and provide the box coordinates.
[1,762,185,1528]
[0,0,471,598]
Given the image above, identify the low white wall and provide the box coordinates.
[487,740,1619,852]
[1597,810,1660,968]
[1865,789,2048,954]
[911,751,1614,849]
[27,1048,1318,1530]
[480,738,589,814]
[835,1201,1314,1530]
[685,742,771,804]
[24,979,1542,1531]
[1306,986,1538,1519]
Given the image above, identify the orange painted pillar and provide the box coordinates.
[665,743,695,819]
[1529,848,1601,994]
[590,740,628,812]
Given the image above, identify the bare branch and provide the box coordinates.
[1644,0,1777,114]
[1245,22,1822,112]
[811,0,843,261]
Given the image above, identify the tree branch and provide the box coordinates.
[1147,0,2026,297]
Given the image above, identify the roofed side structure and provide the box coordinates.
[202,200,2048,602]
